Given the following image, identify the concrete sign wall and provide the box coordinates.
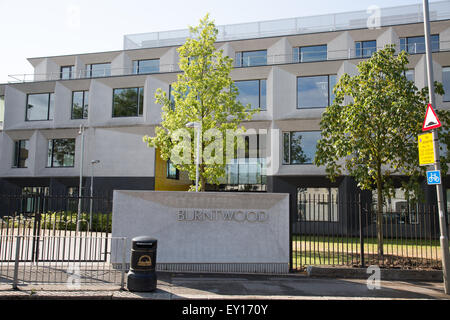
[112,191,290,274]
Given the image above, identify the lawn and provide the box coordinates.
[291,235,443,270]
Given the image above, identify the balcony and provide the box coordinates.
[7,40,450,83]
[124,1,450,50]
[7,64,181,83]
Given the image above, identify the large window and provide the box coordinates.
[85,63,111,78]
[26,93,54,121]
[443,67,450,102]
[235,50,267,67]
[355,40,377,58]
[297,187,339,222]
[400,35,439,54]
[112,87,144,117]
[293,45,327,63]
[235,79,266,110]
[224,134,266,191]
[60,65,74,79]
[372,188,419,224]
[133,59,159,74]
[208,134,266,192]
[71,91,89,119]
[12,140,29,168]
[297,75,336,109]
[283,131,321,165]
[21,187,49,213]
[47,138,75,168]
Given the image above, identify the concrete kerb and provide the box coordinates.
[306,266,443,281]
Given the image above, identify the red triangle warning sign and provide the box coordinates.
[422,104,441,131]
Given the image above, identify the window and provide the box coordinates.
[405,69,415,82]
[283,131,321,165]
[12,140,29,168]
[355,40,377,58]
[112,87,144,117]
[400,35,439,54]
[297,187,339,222]
[235,79,266,110]
[133,59,159,74]
[219,134,267,192]
[166,160,179,180]
[297,75,336,109]
[71,91,89,119]
[60,65,74,79]
[85,63,111,78]
[443,67,450,102]
[293,45,327,62]
[235,50,267,67]
[26,93,54,121]
[21,187,49,213]
[372,188,419,224]
[47,138,75,167]
[22,187,49,195]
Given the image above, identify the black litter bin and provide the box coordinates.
[127,236,157,292]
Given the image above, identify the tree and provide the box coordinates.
[314,45,449,257]
[143,14,257,191]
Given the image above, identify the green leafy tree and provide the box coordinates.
[143,14,257,191]
[314,45,449,257]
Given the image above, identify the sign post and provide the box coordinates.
[422,0,450,295]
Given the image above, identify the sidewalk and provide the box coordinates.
[0,272,448,300]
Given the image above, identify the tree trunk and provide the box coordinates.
[376,163,384,259]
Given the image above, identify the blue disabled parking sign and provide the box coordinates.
[426,170,441,185]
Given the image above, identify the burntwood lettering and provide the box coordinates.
[176,209,268,223]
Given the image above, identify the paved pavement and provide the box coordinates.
[0,272,448,300]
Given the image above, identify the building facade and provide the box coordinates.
[1,2,450,221]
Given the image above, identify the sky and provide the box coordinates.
[0,0,444,83]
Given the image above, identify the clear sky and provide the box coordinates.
[0,0,443,83]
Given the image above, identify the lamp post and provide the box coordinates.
[89,160,100,231]
[76,125,85,233]
[186,121,201,192]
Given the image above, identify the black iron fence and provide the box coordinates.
[0,192,112,262]
[291,193,450,271]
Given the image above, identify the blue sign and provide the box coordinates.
[426,170,441,185]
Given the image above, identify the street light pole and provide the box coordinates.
[423,0,450,295]
[90,160,100,231]
[76,125,85,233]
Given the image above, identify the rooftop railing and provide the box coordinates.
[123,1,450,50]
[7,40,450,83]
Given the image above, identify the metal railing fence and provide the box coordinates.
[0,235,127,289]
[124,1,450,49]
[8,40,450,83]
[291,193,450,271]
